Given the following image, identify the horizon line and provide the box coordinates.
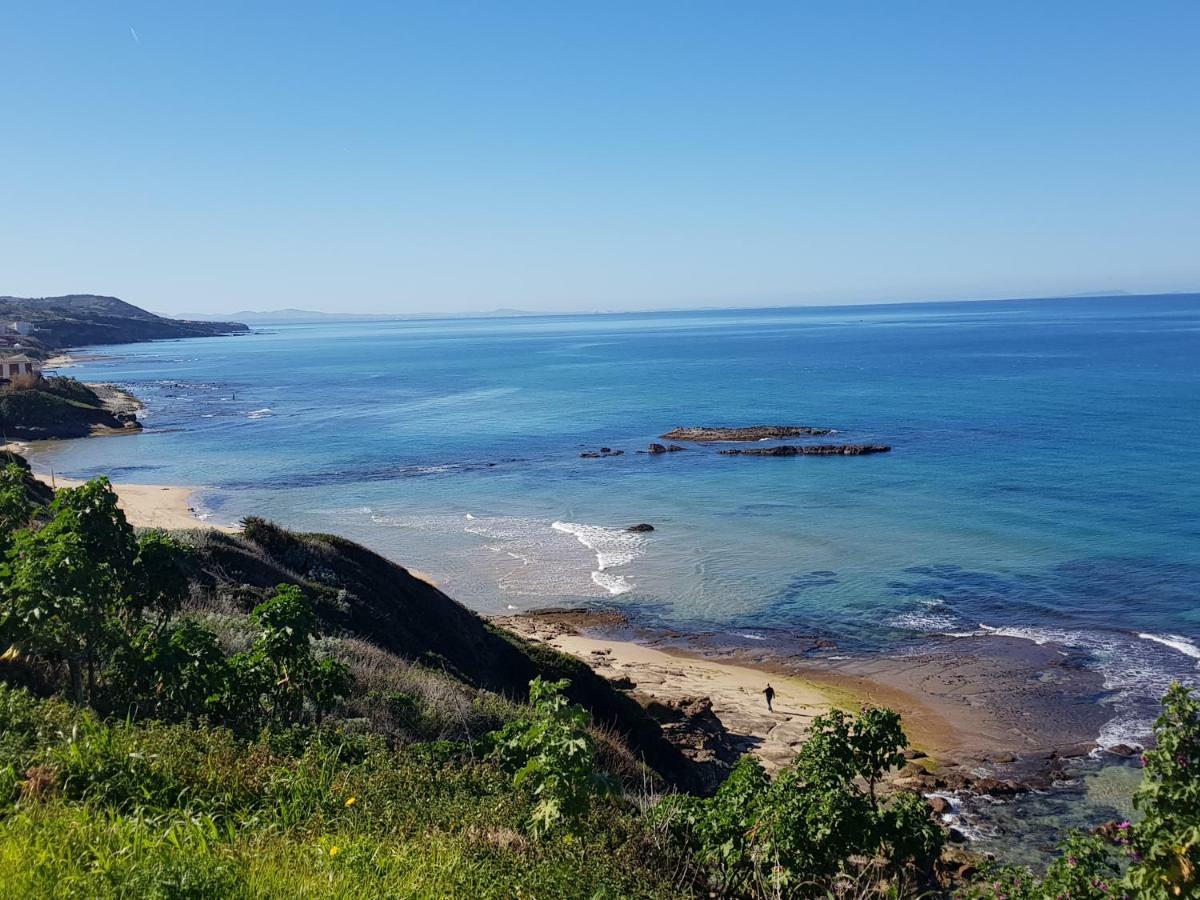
[160,287,1199,323]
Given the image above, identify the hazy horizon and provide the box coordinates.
[3,3,1198,315]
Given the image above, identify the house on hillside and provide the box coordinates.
[7,322,34,337]
[0,355,42,381]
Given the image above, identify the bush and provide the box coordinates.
[959,683,1200,899]
[489,677,618,837]
[657,706,941,895]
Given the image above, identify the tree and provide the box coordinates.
[128,529,192,630]
[0,479,192,709]
[490,677,617,837]
[849,707,908,809]
[658,706,940,894]
[1,478,137,703]
[237,584,351,726]
[0,464,32,547]
[1129,682,1200,898]
[108,619,233,722]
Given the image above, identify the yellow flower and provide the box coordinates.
[344,796,357,808]
[329,846,340,858]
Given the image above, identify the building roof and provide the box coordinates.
[0,355,39,364]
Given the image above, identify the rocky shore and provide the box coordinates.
[719,443,891,456]
[492,605,1142,861]
[661,425,835,441]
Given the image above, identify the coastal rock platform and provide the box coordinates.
[661,425,835,441]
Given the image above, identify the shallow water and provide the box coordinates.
[31,294,1200,747]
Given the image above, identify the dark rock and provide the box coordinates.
[928,796,952,815]
[948,827,969,844]
[647,443,668,454]
[1106,743,1141,758]
[903,748,928,761]
[607,675,636,690]
[719,443,891,457]
[666,444,687,452]
[1051,741,1097,759]
[661,425,834,441]
[971,777,1024,797]
[626,523,655,533]
[634,695,742,795]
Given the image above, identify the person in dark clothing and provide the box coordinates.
[763,683,775,712]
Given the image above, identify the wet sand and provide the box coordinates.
[497,610,1109,769]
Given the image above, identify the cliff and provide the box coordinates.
[0,294,247,353]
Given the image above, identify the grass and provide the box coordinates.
[0,683,687,899]
[0,802,680,899]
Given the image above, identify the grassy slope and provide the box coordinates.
[0,378,128,439]
[0,474,705,897]
[184,518,697,790]
[0,690,688,899]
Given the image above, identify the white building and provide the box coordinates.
[0,355,42,381]
[8,322,34,337]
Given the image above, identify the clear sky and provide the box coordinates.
[2,2,1197,315]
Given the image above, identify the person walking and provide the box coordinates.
[763,683,775,712]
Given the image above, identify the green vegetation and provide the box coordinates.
[489,676,617,837]
[958,684,1200,899]
[0,375,133,439]
[0,467,1197,897]
[654,708,941,896]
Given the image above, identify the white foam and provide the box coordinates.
[734,632,767,641]
[945,623,1200,748]
[891,610,960,632]
[1138,632,1200,661]
[247,408,273,419]
[551,520,648,595]
[592,571,633,595]
[551,521,646,570]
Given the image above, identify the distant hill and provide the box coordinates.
[178,307,540,324]
[0,294,248,353]
[178,308,402,324]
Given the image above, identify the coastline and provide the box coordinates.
[32,470,236,533]
[493,608,1107,771]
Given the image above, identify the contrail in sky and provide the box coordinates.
[129,25,140,44]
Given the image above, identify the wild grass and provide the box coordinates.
[0,682,686,899]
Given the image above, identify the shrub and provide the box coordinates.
[1128,681,1200,898]
[489,677,617,837]
[657,706,940,895]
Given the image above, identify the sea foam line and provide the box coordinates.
[552,520,647,595]
[945,623,1200,748]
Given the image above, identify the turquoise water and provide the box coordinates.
[30,295,1200,746]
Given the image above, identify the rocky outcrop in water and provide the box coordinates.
[627,523,655,532]
[580,447,625,458]
[719,443,891,456]
[661,425,834,441]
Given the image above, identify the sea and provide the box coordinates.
[29,294,1200,750]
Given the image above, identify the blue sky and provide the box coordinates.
[2,2,1197,314]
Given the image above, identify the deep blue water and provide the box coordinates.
[29,294,1200,744]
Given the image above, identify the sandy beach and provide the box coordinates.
[501,611,860,772]
[32,471,235,533]
[497,609,1109,775]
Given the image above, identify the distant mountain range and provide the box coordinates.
[0,295,247,355]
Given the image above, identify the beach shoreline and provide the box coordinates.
[33,470,236,533]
